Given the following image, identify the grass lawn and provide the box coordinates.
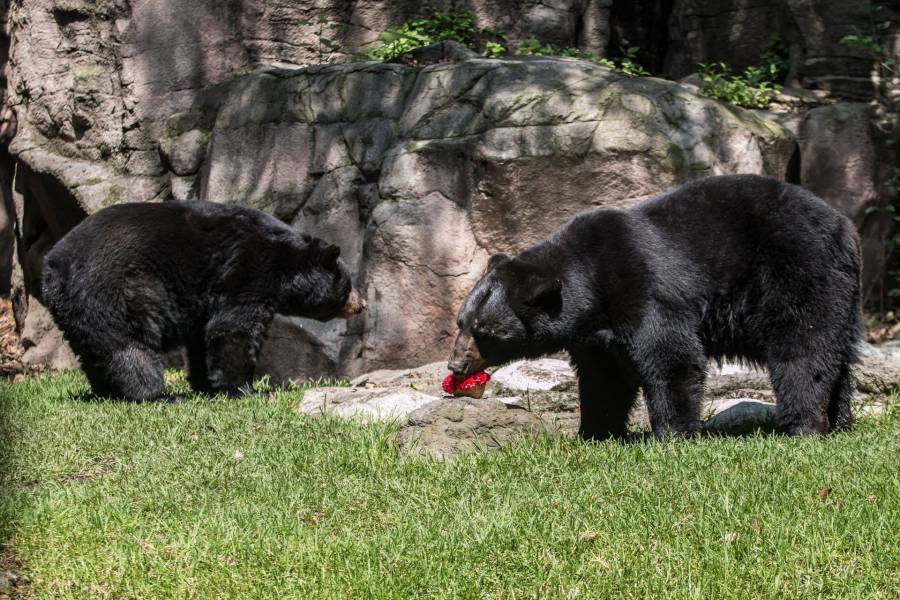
[0,371,898,599]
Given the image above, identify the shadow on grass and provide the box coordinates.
[579,425,805,445]
[0,378,27,593]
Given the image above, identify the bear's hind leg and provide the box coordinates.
[827,362,854,433]
[105,344,166,402]
[79,358,115,398]
[767,355,833,435]
[571,350,640,440]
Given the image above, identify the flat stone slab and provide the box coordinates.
[492,358,576,393]
[349,361,450,396]
[396,397,555,459]
[703,398,777,435]
[298,386,438,422]
[498,393,579,413]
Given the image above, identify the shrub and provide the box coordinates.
[365,9,476,61]
[515,38,648,77]
[697,62,781,109]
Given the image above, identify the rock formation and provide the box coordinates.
[299,349,899,458]
[0,1,897,382]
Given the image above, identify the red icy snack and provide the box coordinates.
[442,371,490,398]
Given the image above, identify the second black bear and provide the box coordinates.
[42,201,365,401]
[449,175,862,438]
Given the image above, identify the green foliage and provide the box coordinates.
[300,13,345,62]
[363,12,651,76]
[514,38,648,76]
[696,32,787,109]
[483,40,506,58]
[609,45,650,77]
[479,28,508,57]
[364,9,476,60]
[839,28,895,77]
[840,33,884,55]
[513,37,554,56]
[760,33,789,83]
[697,62,781,109]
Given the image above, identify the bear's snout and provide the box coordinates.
[339,288,367,318]
[447,330,488,376]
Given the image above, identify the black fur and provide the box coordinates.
[454,175,862,439]
[42,201,352,401]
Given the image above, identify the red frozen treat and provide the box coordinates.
[442,371,490,399]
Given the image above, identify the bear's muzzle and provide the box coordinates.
[447,330,489,376]
[339,288,367,318]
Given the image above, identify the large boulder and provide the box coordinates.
[8,51,798,379]
[193,58,795,377]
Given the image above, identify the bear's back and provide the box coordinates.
[631,174,855,285]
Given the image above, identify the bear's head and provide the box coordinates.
[280,238,366,321]
[448,252,563,376]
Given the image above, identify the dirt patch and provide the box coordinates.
[0,547,26,599]
[0,299,42,380]
[865,311,900,344]
[10,456,117,491]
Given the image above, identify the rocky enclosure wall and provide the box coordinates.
[1,0,898,381]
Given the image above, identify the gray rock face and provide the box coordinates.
[797,103,900,299]
[854,348,900,399]
[254,315,339,385]
[18,300,78,370]
[178,58,798,378]
[705,361,774,403]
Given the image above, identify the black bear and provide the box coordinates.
[42,201,365,401]
[448,175,862,439]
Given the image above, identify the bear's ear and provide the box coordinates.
[486,253,509,272]
[523,275,562,310]
[506,259,563,314]
[320,244,341,268]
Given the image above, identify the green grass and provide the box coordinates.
[1,371,898,599]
